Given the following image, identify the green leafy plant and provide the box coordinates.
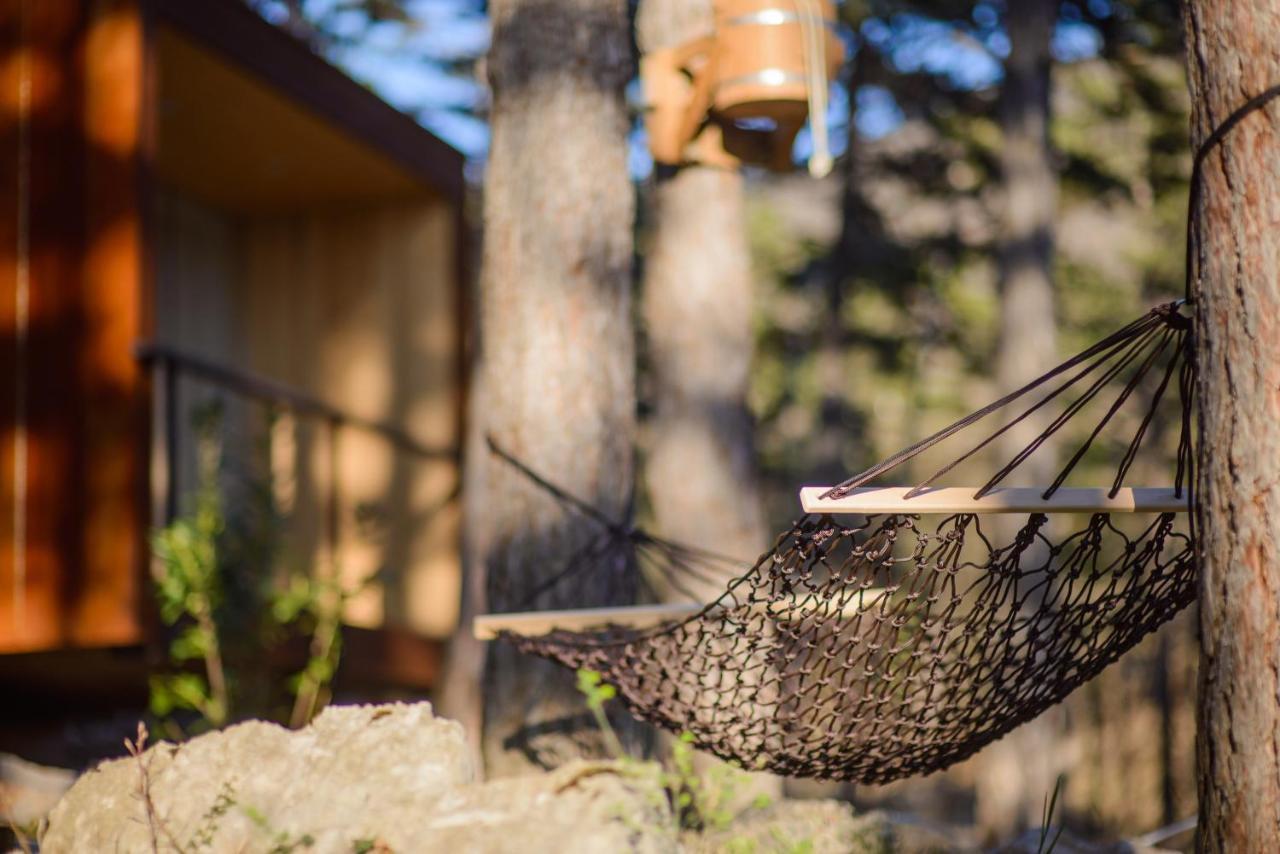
[663,731,759,832]
[244,805,315,853]
[274,571,354,729]
[189,783,238,850]
[150,402,366,734]
[576,668,626,758]
[151,417,230,729]
[575,668,770,834]
[1036,774,1068,854]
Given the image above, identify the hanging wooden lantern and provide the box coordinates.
[714,0,843,175]
[712,0,840,122]
[640,0,844,174]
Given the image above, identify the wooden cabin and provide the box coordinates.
[0,0,466,712]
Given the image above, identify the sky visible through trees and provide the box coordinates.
[249,1,1125,171]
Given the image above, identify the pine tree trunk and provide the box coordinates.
[1182,4,1280,849]
[635,0,779,802]
[463,0,637,777]
[978,0,1062,838]
[641,167,768,580]
[996,0,1058,460]
[636,0,767,582]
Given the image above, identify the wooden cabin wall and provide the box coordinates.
[240,202,461,638]
[150,188,259,524]
[152,192,240,360]
[0,0,147,653]
[152,189,461,639]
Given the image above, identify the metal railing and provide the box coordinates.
[135,342,459,555]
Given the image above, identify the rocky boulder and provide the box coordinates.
[684,800,893,853]
[42,703,676,853]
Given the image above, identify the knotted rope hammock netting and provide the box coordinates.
[481,85,1280,784]
[493,301,1197,782]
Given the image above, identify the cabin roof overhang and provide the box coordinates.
[143,0,465,211]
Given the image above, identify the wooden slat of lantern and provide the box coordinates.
[713,0,839,121]
[712,0,842,170]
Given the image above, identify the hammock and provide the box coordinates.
[477,301,1198,783]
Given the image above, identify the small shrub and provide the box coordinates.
[151,402,367,735]
[575,668,771,834]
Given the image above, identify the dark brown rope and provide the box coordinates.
[505,509,1195,781]
[1185,83,1280,304]
[822,308,1180,501]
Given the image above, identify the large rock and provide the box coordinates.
[42,703,676,853]
[685,801,893,853]
[45,701,924,853]
[396,761,676,853]
[1,752,76,828]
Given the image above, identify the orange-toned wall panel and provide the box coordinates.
[0,0,146,653]
[74,0,147,647]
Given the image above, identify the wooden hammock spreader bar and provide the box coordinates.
[800,486,1187,516]
[474,588,889,639]
[475,603,700,640]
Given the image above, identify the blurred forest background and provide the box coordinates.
[249,0,1196,843]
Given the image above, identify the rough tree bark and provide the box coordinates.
[634,0,780,803]
[995,0,1059,469]
[635,0,768,591]
[447,0,637,777]
[635,0,783,805]
[1182,3,1280,849]
[977,0,1062,838]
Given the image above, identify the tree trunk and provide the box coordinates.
[1182,4,1280,849]
[641,168,767,582]
[636,0,767,586]
[995,0,1058,456]
[460,0,637,777]
[977,0,1062,838]
[635,0,780,803]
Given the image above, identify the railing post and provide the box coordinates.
[163,353,179,525]
[326,415,340,576]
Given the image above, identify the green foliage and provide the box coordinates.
[575,669,772,835]
[150,403,365,734]
[664,731,755,832]
[150,408,230,728]
[770,833,816,854]
[576,669,625,759]
[190,783,238,850]
[1036,774,1068,854]
[244,805,316,853]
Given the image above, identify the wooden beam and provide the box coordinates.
[800,486,1189,516]
[77,0,149,648]
[475,587,889,639]
[475,603,700,640]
